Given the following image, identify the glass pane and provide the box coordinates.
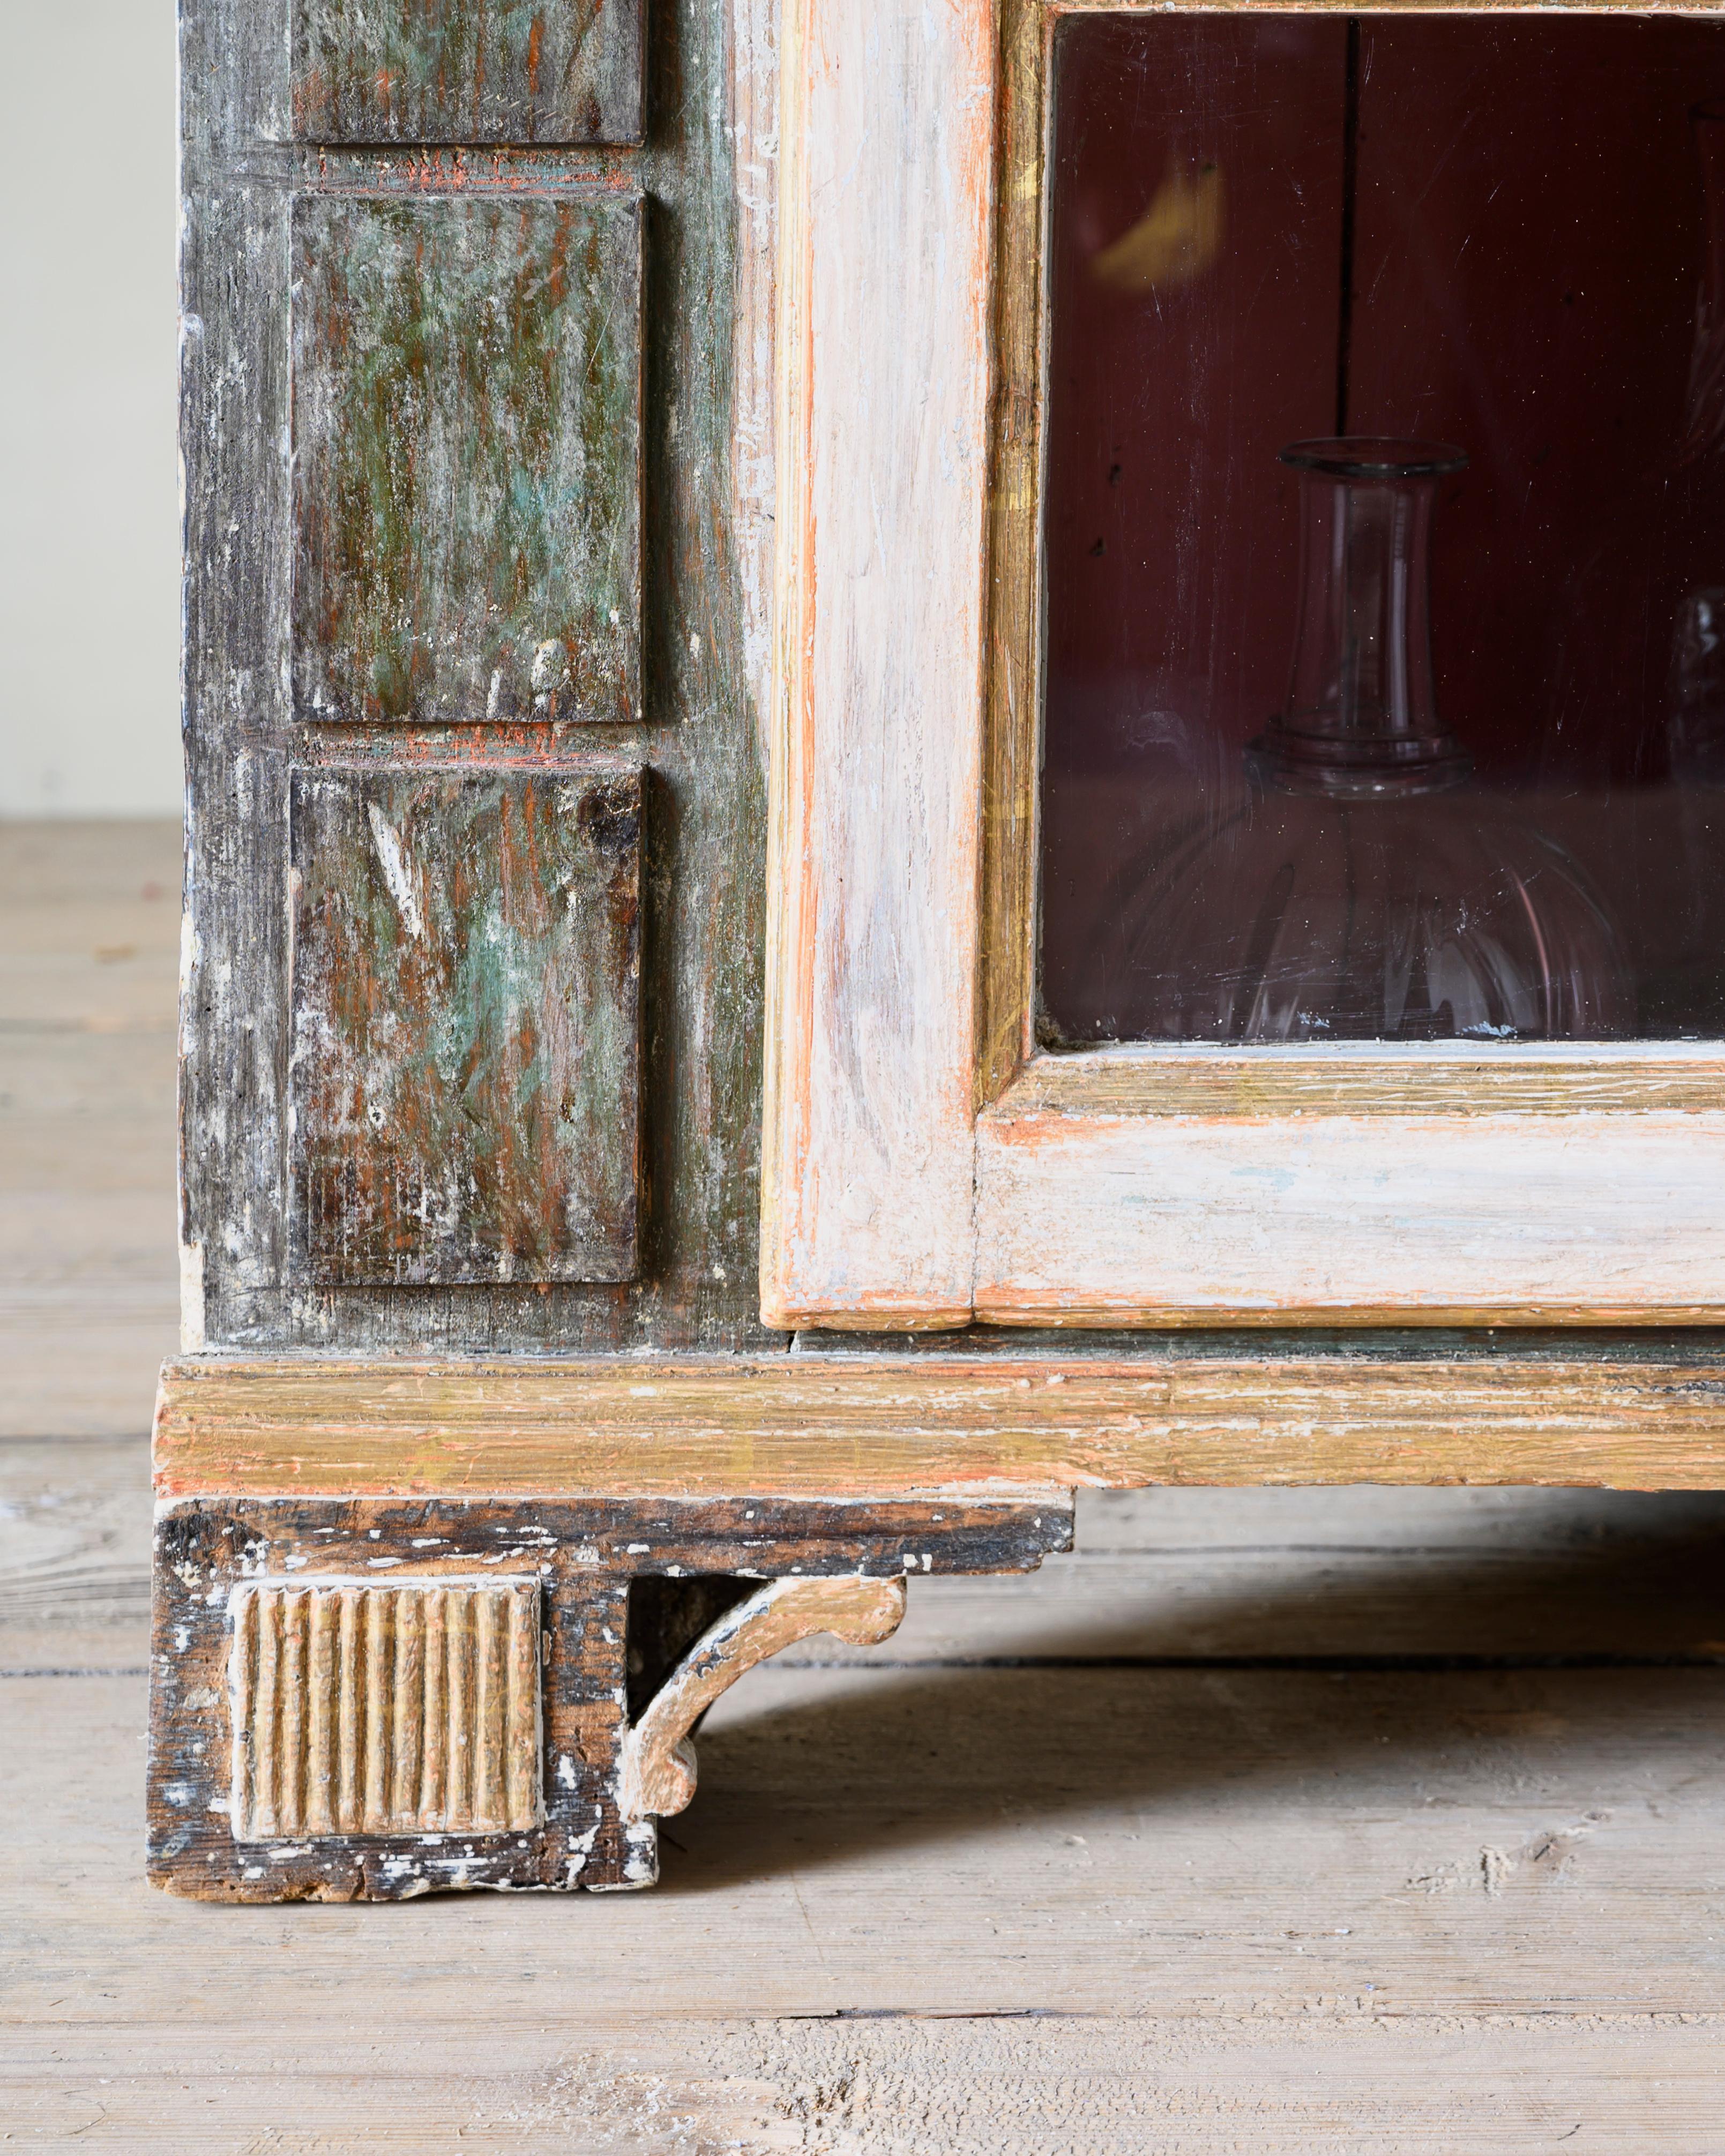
[1039,13,1725,1043]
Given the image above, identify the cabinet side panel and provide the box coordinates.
[179,0,296,1354]
[181,0,775,1352]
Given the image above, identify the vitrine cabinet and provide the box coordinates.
[153,0,1725,1899]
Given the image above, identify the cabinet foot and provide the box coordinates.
[147,1495,1070,1899]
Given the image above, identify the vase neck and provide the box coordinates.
[1249,438,1473,801]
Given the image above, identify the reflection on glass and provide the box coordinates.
[1548,101,1725,796]
[1100,441,1632,1040]
[1670,104,1725,786]
[1537,94,1725,1031]
[1038,16,1725,1045]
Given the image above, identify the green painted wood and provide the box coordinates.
[292,191,641,729]
[292,0,644,146]
[182,0,773,1354]
[290,766,641,1284]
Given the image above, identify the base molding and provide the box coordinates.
[148,1493,1070,1901]
[155,1351,1725,1497]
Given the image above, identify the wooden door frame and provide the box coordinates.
[761,0,1725,1334]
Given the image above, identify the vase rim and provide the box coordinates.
[1280,436,1469,479]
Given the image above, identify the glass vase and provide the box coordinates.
[1081,438,1633,1042]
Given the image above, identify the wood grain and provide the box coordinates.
[292,190,641,729]
[182,0,775,1358]
[18,1433,1725,1675]
[773,0,1725,1331]
[761,0,996,1331]
[291,0,645,146]
[975,1101,1725,1327]
[27,1664,1725,2145]
[148,1493,1067,1898]
[620,1573,907,1818]
[290,766,641,1285]
[1001,1040,1725,1118]
[7,1271,1724,2133]
[153,1352,1725,1495]
[979,0,1051,1106]
[151,1498,639,1898]
[0,821,181,1432]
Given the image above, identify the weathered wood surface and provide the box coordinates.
[153,1349,1725,1495]
[18,1437,1725,1674]
[152,1498,645,1897]
[620,1573,907,1819]
[767,0,1725,1335]
[13,1655,1725,2143]
[975,1097,1725,1327]
[17,820,1725,2125]
[291,0,645,146]
[227,1576,544,1839]
[761,0,995,1331]
[1004,1038,1725,1118]
[291,767,641,1283]
[6,1136,1725,2146]
[293,191,641,729]
[0,1441,151,1673]
[5,2000,1723,2152]
[182,0,773,1356]
[148,1493,1069,1899]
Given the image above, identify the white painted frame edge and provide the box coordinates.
[762,0,996,1328]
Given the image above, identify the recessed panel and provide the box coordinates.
[1041,15,1725,1045]
[291,767,641,1285]
[291,0,644,145]
[293,192,641,727]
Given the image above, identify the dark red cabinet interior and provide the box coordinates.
[1041,13,1725,1042]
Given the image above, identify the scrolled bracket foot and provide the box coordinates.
[618,1574,908,1822]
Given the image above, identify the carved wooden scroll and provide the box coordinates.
[618,1574,908,1821]
[228,1578,543,1841]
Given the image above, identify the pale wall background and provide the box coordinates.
[0,0,182,817]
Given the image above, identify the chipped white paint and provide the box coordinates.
[363,802,423,939]
[177,1240,206,1352]
[976,1099,1725,1324]
[761,0,996,1330]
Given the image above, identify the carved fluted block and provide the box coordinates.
[228,1579,542,1841]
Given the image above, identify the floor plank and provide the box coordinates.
[4,1667,1723,2147]
[5,817,1725,2149]
[4,2015,1723,2153]
[0,1440,151,1670]
[0,821,180,1436]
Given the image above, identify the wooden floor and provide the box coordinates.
[4,821,1725,2152]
